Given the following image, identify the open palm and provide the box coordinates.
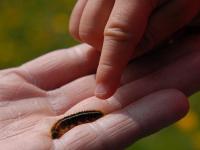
[0,34,200,150]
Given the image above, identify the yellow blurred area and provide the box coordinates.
[192,133,200,150]
[52,13,68,34]
[176,111,199,133]
[0,8,21,29]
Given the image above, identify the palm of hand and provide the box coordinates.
[0,41,195,149]
[0,72,56,150]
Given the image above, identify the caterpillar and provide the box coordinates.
[51,110,104,139]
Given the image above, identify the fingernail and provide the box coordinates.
[95,84,108,99]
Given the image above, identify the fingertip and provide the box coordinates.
[95,65,123,99]
[95,69,121,99]
[95,84,108,99]
[167,89,189,119]
[95,77,120,99]
[95,83,115,99]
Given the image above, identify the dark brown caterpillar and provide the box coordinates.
[51,110,104,139]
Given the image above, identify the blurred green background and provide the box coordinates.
[0,1,200,150]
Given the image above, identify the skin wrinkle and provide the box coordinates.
[0,68,19,79]
[21,51,71,89]
[19,66,38,87]
[104,115,133,138]
[48,75,97,115]
[12,82,27,99]
[70,45,93,75]
[0,98,53,129]
[48,90,70,115]
[0,82,23,100]
[19,46,98,91]
[0,104,25,123]
[83,127,101,150]
[115,111,142,145]
[107,96,123,111]
[87,122,108,150]
[87,112,139,150]
[0,118,37,141]
[49,90,74,115]
[73,131,95,150]
[0,110,28,129]
[0,77,46,101]
[60,124,97,150]
[11,82,47,100]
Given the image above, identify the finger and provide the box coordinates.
[55,89,188,150]
[121,37,191,85]
[121,35,200,101]
[136,0,200,56]
[78,0,115,48]
[121,33,196,85]
[77,0,168,49]
[19,44,100,90]
[69,0,88,41]
[95,0,159,99]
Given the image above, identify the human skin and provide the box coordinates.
[0,33,200,149]
[69,0,200,99]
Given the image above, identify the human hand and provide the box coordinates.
[0,43,190,150]
[69,0,200,99]
[64,32,200,149]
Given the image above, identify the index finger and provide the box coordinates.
[95,0,159,99]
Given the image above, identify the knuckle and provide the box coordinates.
[79,25,102,44]
[104,26,134,42]
[79,28,91,42]
[98,60,123,78]
[99,61,115,72]
[97,62,116,79]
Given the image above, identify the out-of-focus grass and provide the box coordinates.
[0,0,77,68]
[0,1,200,150]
